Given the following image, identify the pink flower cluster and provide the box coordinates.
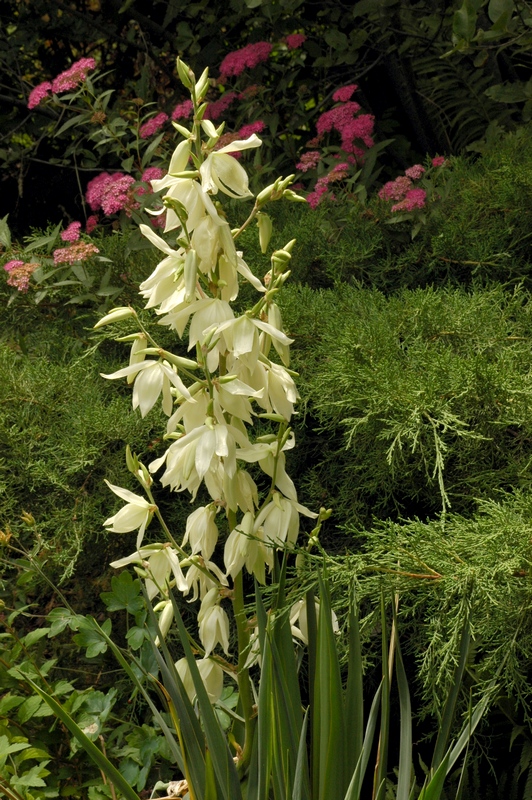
[286,33,306,50]
[405,164,425,180]
[332,84,358,103]
[61,221,82,242]
[4,260,38,292]
[391,187,426,213]
[172,99,194,121]
[316,102,374,157]
[296,150,321,172]
[141,167,165,183]
[86,173,136,216]
[204,92,238,121]
[238,121,265,138]
[86,215,99,234]
[306,162,351,208]
[432,156,446,167]
[379,165,428,213]
[139,112,168,139]
[53,242,100,265]
[219,42,273,81]
[27,57,96,108]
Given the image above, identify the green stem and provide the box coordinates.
[232,568,256,773]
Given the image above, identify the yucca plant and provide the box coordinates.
[28,565,492,800]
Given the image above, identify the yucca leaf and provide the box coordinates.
[343,683,383,800]
[25,678,142,800]
[255,623,275,800]
[345,594,364,777]
[292,709,311,800]
[168,590,242,800]
[313,575,346,800]
[395,617,413,800]
[373,594,391,799]
[431,613,470,773]
[418,753,451,800]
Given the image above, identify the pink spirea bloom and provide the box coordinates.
[86,215,99,234]
[219,42,273,80]
[286,33,306,50]
[51,57,96,94]
[306,162,351,208]
[171,99,194,120]
[204,92,238,121]
[86,173,135,215]
[141,167,165,183]
[391,188,427,213]
[139,112,168,139]
[296,150,321,172]
[316,103,374,154]
[432,156,446,167]
[53,242,100,265]
[61,221,82,242]
[378,176,413,201]
[332,84,358,103]
[27,81,53,109]
[4,261,38,292]
[4,260,25,273]
[238,121,265,138]
[405,164,425,180]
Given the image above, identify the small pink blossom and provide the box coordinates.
[53,242,100,265]
[332,84,358,103]
[4,261,38,292]
[86,215,99,234]
[432,156,446,167]
[316,103,374,154]
[378,176,413,201]
[27,81,53,109]
[405,164,425,180]
[204,92,237,121]
[219,42,273,80]
[391,188,427,213]
[141,167,164,183]
[171,99,194,120]
[86,173,136,215]
[61,221,82,242]
[139,112,168,139]
[296,151,321,172]
[286,33,307,50]
[238,121,265,138]
[51,57,96,94]
[4,260,25,273]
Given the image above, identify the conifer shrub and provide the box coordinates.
[280,282,532,529]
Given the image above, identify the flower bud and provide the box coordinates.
[256,178,280,205]
[155,600,174,646]
[184,249,198,303]
[283,189,307,203]
[172,122,193,138]
[195,67,210,100]
[93,306,136,329]
[176,58,194,89]
[257,212,273,254]
[125,445,139,474]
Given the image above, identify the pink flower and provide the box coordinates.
[139,112,168,139]
[405,164,425,180]
[4,260,24,273]
[432,156,446,167]
[286,33,306,50]
[204,92,237,121]
[4,261,38,292]
[238,121,265,138]
[61,221,82,242]
[51,57,96,94]
[219,42,273,80]
[86,215,99,234]
[332,84,358,103]
[171,99,194,120]
[296,151,321,172]
[378,176,413,201]
[27,81,53,109]
[141,167,164,183]
[53,242,100,265]
[86,173,135,215]
[316,103,374,154]
[391,188,427,213]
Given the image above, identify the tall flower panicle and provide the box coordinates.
[139,112,169,139]
[51,58,97,94]
[61,221,82,242]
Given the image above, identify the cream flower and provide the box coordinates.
[290,599,339,645]
[182,505,219,560]
[175,657,224,704]
[101,359,193,417]
[103,481,156,548]
[110,542,188,599]
[200,134,262,198]
[253,492,317,549]
[197,588,230,655]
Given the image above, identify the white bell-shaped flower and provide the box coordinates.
[182,505,219,560]
[175,657,224,704]
[198,588,230,655]
[200,135,262,198]
[103,481,156,548]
